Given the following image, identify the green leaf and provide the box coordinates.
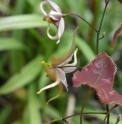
[0,14,47,31]
[76,35,95,62]
[0,55,43,94]
[27,83,42,124]
[0,105,12,124]
[0,37,26,51]
[46,105,61,119]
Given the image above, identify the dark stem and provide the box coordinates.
[62,119,69,124]
[102,105,118,124]
[43,111,107,124]
[106,105,110,124]
[95,0,111,123]
[96,0,110,54]
[63,112,107,120]
[80,90,93,124]
[64,13,97,33]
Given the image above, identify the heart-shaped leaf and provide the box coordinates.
[73,52,122,105]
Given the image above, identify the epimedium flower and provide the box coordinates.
[37,27,78,104]
[40,0,65,44]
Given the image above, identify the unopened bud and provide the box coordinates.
[116,114,121,124]
[99,32,106,40]
[117,114,121,121]
[102,32,106,38]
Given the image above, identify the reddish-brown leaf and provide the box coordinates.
[73,52,116,88]
[112,24,122,47]
[97,85,122,105]
[118,0,122,4]
[73,52,122,105]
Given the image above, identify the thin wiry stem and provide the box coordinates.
[62,119,69,124]
[63,13,97,32]
[96,0,110,54]
[43,111,107,124]
[102,105,118,124]
[80,90,93,124]
[63,111,107,120]
[106,105,110,124]
[95,0,111,123]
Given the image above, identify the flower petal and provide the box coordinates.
[46,0,62,12]
[64,48,78,67]
[40,1,48,16]
[57,54,73,66]
[62,67,76,73]
[50,27,79,66]
[46,83,63,104]
[40,0,61,16]
[47,18,65,43]
[56,18,65,44]
[37,71,60,94]
[49,10,62,20]
[58,48,78,67]
[55,68,68,91]
[47,23,59,40]
[56,48,78,73]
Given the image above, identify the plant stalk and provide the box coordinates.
[80,90,93,124]
[96,0,110,54]
[102,105,118,124]
[63,13,97,32]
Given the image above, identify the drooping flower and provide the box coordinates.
[40,0,65,44]
[37,28,78,104]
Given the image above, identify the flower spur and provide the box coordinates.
[37,27,79,104]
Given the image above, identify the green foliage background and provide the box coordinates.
[0,0,122,124]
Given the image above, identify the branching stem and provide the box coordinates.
[43,111,107,124]
[102,105,118,124]
[96,0,110,54]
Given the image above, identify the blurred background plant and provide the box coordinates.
[0,0,122,124]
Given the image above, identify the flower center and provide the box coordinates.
[40,61,52,68]
[43,16,53,23]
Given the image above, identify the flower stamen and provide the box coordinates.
[43,16,53,23]
[40,61,51,68]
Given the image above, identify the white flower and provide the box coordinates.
[40,0,65,44]
[37,27,79,104]
[37,49,78,104]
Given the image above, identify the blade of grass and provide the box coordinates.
[9,0,25,74]
[27,83,42,124]
[0,37,26,51]
[0,55,43,94]
[0,14,47,31]
[0,105,12,124]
